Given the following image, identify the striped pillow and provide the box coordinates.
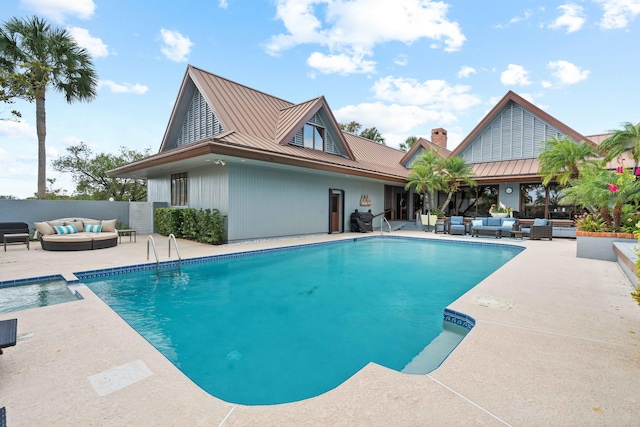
[54,224,78,234]
[85,224,102,233]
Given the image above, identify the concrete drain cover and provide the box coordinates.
[472,294,515,310]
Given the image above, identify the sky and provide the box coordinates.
[1,0,639,199]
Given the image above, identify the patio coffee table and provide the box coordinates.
[471,227,502,238]
[3,233,29,251]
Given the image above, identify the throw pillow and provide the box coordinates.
[471,220,483,227]
[502,220,516,228]
[66,220,84,232]
[101,219,117,232]
[85,224,103,233]
[533,218,548,226]
[54,224,78,234]
[34,221,55,236]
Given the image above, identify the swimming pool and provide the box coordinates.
[0,279,79,314]
[81,237,522,405]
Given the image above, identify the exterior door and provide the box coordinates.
[331,193,340,232]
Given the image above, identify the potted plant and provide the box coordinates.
[489,202,512,218]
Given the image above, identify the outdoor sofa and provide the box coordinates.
[470,217,519,238]
[34,218,118,251]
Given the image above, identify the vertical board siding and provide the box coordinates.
[460,101,568,163]
[227,164,385,241]
[147,177,171,204]
[187,166,229,213]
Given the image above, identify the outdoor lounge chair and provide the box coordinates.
[521,219,553,240]
[0,319,17,355]
[446,216,467,235]
[420,214,438,232]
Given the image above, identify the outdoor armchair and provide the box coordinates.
[521,219,553,240]
[445,216,467,235]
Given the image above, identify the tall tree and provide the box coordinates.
[399,135,418,152]
[0,16,98,198]
[538,136,598,186]
[359,127,386,145]
[438,156,476,211]
[338,121,362,134]
[599,122,640,169]
[52,142,150,201]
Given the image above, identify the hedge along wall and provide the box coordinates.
[154,208,227,245]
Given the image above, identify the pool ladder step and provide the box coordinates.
[147,234,182,273]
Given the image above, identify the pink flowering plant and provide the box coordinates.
[563,158,640,231]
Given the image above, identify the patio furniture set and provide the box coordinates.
[436,216,554,240]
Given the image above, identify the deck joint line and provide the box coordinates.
[478,320,636,347]
[427,375,512,426]
[218,404,236,427]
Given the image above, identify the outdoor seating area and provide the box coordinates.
[33,218,119,251]
[470,216,518,238]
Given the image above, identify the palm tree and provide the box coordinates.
[438,156,476,212]
[0,16,98,198]
[599,122,640,169]
[359,127,386,145]
[404,151,444,214]
[538,136,598,186]
[399,135,418,152]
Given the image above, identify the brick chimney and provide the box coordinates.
[431,128,448,148]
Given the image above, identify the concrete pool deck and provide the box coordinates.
[0,232,638,426]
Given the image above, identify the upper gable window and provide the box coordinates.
[304,124,324,151]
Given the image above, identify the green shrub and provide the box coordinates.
[154,207,226,245]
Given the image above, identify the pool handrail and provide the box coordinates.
[147,235,159,267]
[168,234,182,267]
[380,217,391,234]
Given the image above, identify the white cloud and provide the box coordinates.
[541,80,553,88]
[457,65,476,78]
[98,80,149,94]
[547,60,590,85]
[67,27,109,58]
[510,10,533,24]
[595,0,640,29]
[394,54,408,66]
[334,75,482,148]
[372,76,481,111]
[219,0,228,8]
[0,120,36,140]
[307,52,376,74]
[20,0,95,23]
[500,64,532,86]
[549,4,586,33]
[159,29,193,62]
[266,0,465,75]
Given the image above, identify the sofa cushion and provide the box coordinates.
[502,220,516,229]
[101,219,117,232]
[66,220,84,232]
[34,221,55,236]
[54,224,78,235]
[471,219,483,227]
[42,233,92,242]
[533,218,548,226]
[92,231,118,241]
[474,217,488,226]
[83,219,101,225]
[487,217,502,227]
[85,224,102,233]
[450,216,464,225]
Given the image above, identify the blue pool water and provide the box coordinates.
[82,237,521,405]
[0,280,78,314]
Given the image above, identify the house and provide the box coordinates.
[109,66,412,241]
[109,67,596,241]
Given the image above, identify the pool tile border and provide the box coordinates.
[443,308,476,330]
[0,274,66,288]
[73,235,524,281]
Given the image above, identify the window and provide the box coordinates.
[303,124,324,151]
[171,173,188,206]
